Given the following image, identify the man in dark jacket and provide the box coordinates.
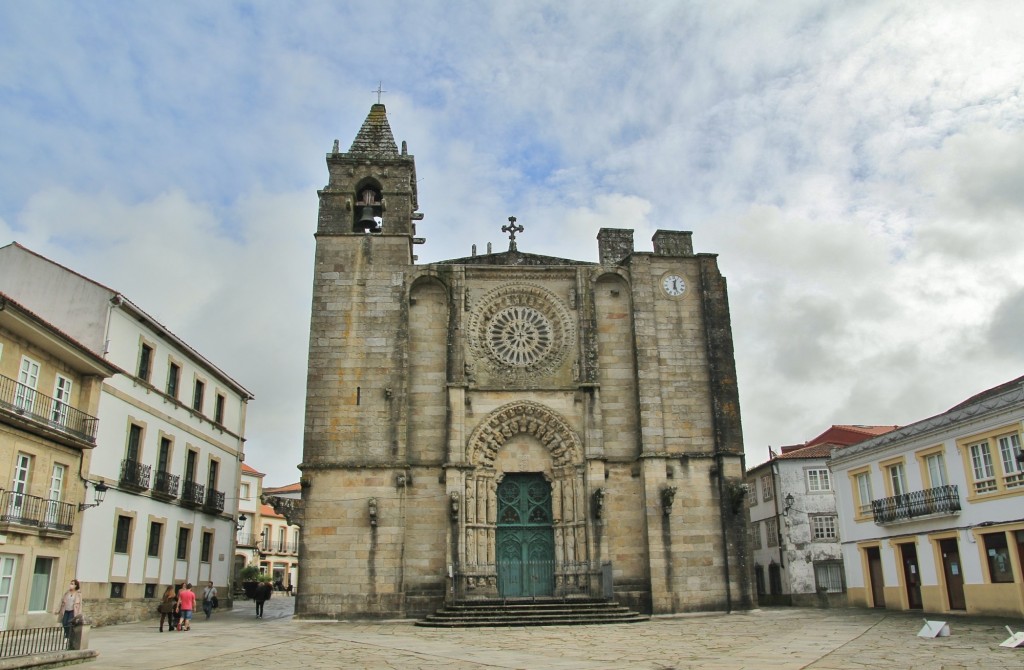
[255,581,272,618]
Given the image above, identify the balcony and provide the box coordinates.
[872,484,961,525]
[181,480,206,508]
[119,459,151,490]
[0,375,98,444]
[204,488,225,514]
[0,490,76,533]
[152,470,179,498]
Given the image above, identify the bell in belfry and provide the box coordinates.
[355,206,378,233]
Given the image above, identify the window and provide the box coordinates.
[176,527,190,560]
[765,517,778,547]
[201,531,213,563]
[51,375,73,424]
[750,522,762,549]
[185,449,197,484]
[214,393,226,424]
[138,343,153,381]
[747,481,758,506]
[806,468,831,492]
[761,474,774,502]
[240,482,251,500]
[983,532,1014,583]
[810,515,838,541]
[147,522,163,557]
[814,561,845,593]
[12,453,31,513]
[45,464,65,526]
[145,583,157,599]
[192,379,205,412]
[969,441,996,493]
[997,433,1023,487]
[114,515,132,553]
[29,558,53,611]
[110,583,125,599]
[278,526,286,552]
[158,437,171,473]
[855,471,873,516]
[166,362,181,399]
[887,462,907,497]
[925,452,949,487]
[207,460,219,493]
[126,423,143,462]
[15,356,40,411]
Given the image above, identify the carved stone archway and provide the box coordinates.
[459,402,590,596]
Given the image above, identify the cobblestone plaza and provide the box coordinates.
[88,598,1022,669]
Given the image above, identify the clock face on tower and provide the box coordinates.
[662,274,686,297]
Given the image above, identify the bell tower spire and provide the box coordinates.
[316,103,421,253]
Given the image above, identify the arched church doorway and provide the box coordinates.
[497,473,554,597]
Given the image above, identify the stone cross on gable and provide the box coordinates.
[373,81,387,104]
[502,216,524,251]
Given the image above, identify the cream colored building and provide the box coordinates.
[294,103,751,619]
[0,292,117,630]
[830,375,1024,617]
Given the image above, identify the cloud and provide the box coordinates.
[2,1,1023,474]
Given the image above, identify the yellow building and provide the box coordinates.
[0,293,116,630]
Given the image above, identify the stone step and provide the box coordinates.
[416,598,649,628]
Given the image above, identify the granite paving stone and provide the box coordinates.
[86,598,1023,669]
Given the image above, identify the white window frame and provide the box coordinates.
[761,474,774,502]
[814,561,845,593]
[969,441,996,493]
[765,517,778,547]
[50,375,72,425]
[16,356,40,412]
[810,514,838,541]
[925,452,948,488]
[855,471,873,516]
[806,468,831,492]
[45,464,65,526]
[750,522,762,549]
[887,462,907,497]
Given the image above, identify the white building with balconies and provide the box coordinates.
[0,243,253,624]
[829,375,1024,617]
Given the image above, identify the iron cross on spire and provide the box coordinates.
[502,216,524,251]
[373,81,387,104]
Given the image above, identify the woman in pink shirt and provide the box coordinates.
[177,583,196,631]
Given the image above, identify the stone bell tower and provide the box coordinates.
[298,103,426,617]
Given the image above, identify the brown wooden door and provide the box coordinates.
[939,539,966,610]
[899,543,922,609]
[866,546,886,608]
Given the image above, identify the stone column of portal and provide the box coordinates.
[464,475,477,566]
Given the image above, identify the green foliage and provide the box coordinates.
[239,565,271,582]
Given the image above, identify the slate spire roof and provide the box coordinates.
[348,103,399,157]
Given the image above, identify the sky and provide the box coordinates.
[2,2,1022,486]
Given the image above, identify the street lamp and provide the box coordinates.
[78,481,109,512]
[236,514,247,531]
[783,493,795,516]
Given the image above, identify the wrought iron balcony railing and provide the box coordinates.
[119,459,151,489]
[871,484,961,524]
[0,490,75,532]
[204,488,225,513]
[181,480,206,507]
[152,470,179,498]
[0,374,99,443]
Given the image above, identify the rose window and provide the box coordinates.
[486,306,552,367]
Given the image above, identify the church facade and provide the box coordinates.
[293,103,752,619]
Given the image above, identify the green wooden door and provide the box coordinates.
[497,474,554,597]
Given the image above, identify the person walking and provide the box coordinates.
[177,582,196,631]
[254,580,272,619]
[158,586,177,632]
[202,581,218,620]
[53,578,82,642]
